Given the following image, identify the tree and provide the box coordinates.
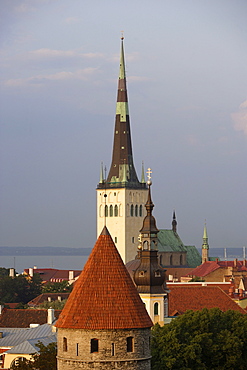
[0,273,42,304]
[10,341,57,370]
[42,280,73,293]
[36,299,67,310]
[151,308,247,370]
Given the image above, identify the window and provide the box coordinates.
[135,205,138,217]
[127,336,134,352]
[63,337,67,352]
[111,343,115,356]
[180,254,183,265]
[105,205,108,217]
[130,204,134,217]
[115,237,117,243]
[114,205,118,217]
[154,302,159,315]
[76,343,79,356]
[91,338,99,353]
[109,205,113,217]
[170,255,173,265]
[132,237,134,243]
[155,270,161,277]
[139,205,143,217]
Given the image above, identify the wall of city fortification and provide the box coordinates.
[57,327,151,370]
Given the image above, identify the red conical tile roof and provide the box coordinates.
[56,227,153,329]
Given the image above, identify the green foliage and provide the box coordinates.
[189,276,205,282]
[151,308,247,370]
[0,267,12,276]
[42,280,73,293]
[0,273,42,304]
[10,341,57,370]
[37,299,67,310]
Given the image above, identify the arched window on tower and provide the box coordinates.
[104,205,108,217]
[154,302,159,316]
[135,205,138,217]
[130,204,134,217]
[114,205,118,217]
[109,205,113,217]
[126,336,134,352]
[139,205,143,217]
[91,338,99,353]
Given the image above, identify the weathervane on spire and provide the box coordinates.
[146,168,152,185]
[121,30,124,40]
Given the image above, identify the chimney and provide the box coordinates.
[239,289,243,298]
[69,270,74,280]
[0,305,3,315]
[48,297,51,302]
[47,308,55,325]
[58,296,62,302]
[9,268,15,278]
[29,268,34,277]
[229,286,234,297]
[234,258,238,267]
[33,265,37,269]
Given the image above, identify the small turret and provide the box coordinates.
[172,210,177,233]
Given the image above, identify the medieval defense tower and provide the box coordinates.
[56,226,152,370]
[97,38,148,263]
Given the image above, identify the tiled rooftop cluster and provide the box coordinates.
[0,308,61,328]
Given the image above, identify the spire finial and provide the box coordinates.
[121,30,124,40]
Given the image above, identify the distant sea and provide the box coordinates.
[0,247,246,274]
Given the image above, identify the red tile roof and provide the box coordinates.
[56,227,153,330]
[186,261,220,277]
[0,309,62,328]
[187,260,247,278]
[23,268,81,283]
[168,286,246,315]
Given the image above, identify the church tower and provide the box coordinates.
[133,173,169,325]
[56,226,152,370]
[202,223,209,262]
[97,38,148,264]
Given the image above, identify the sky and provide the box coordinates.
[0,0,247,254]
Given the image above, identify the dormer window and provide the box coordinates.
[139,271,145,277]
[155,270,161,277]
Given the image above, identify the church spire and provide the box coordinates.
[172,210,177,233]
[202,222,209,262]
[102,37,143,189]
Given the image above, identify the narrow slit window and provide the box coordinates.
[126,336,134,352]
[63,337,67,352]
[111,343,115,356]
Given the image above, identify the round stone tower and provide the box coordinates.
[56,226,153,370]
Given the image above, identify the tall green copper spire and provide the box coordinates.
[202,222,209,262]
[101,37,144,189]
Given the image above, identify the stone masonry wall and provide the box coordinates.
[57,327,151,370]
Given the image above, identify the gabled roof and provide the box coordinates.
[0,324,54,347]
[168,286,246,315]
[28,293,70,307]
[0,309,61,328]
[186,261,220,277]
[158,230,185,252]
[56,227,153,330]
[4,334,57,354]
[23,268,81,283]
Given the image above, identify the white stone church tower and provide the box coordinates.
[97,38,148,263]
